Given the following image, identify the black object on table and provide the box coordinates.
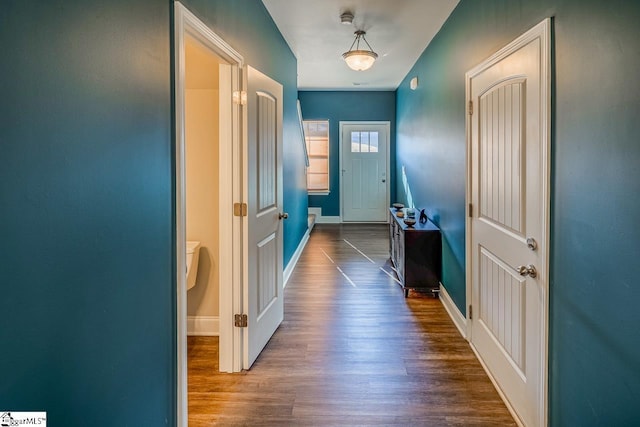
[389,208,442,298]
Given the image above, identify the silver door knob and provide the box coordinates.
[278,212,289,220]
[516,264,537,278]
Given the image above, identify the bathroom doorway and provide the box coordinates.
[183,36,227,338]
[174,2,244,424]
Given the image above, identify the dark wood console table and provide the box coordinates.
[389,208,442,297]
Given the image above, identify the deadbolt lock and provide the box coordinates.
[526,237,538,251]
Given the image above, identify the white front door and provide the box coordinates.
[467,20,550,427]
[244,66,284,369]
[341,122,389,222]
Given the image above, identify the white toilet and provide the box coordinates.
[186,241,201,291]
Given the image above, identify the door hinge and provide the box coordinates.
[468,100,473,115]
[469,305,473,320]
[233,202,247,217]
[233,90,247,106]
[468,203,473,218]
[234,314,248,328]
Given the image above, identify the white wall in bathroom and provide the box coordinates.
[185,36,221,327]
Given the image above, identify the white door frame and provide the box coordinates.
[464,19,551,426]
[174,2,245,424]
[339,121,391,222]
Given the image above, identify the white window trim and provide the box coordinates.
[304,119,330,194]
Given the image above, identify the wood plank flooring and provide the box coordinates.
[188,224,515,426]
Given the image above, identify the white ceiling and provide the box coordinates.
[261,0,459,91]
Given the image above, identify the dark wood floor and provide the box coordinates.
[188,224,515,426]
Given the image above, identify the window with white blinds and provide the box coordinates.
[304,120,330,193]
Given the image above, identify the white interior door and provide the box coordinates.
[341,122,389,222]
[467,20,550,427]
[244,66,284,369]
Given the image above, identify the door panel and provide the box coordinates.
[246,66,283,369]
[479,80,525,235]
[341,123,389,222]
[257,233,277,317]
[478,246,525,374]
[257,92,277,211]
[468,20,550,427]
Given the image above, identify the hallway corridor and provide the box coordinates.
[188,224,515,426]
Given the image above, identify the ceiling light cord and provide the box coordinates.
[348,30,374,52]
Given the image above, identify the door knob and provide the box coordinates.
[278,212,289,220]
[516,264,537,278]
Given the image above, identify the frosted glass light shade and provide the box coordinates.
[343,50,378,71]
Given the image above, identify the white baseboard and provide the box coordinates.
[316,216,340,223]
[439,284,467,339]
[308,214,316,231]
[445,287,525,426]
[187,316,219,336]
[308,207,322,218]
[308,207,341,224]
[284,227,310,288]
[469,343,525,427]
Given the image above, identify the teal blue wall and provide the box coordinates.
[0,1,174,424]
[396,0,640,424]
[181,0,308,265]
[298,91,396,216]
[0,0,305,425]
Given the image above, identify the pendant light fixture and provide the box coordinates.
[342,30,378,71]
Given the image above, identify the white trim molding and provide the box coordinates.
[439,284,467,339]
[469,344,525,427]
[187,316,220,336]
[308,207,341,224]
[317,216,341,224]
[174,2,245,424]
[284,228,310,287]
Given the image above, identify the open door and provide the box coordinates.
[244,66,285,369]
